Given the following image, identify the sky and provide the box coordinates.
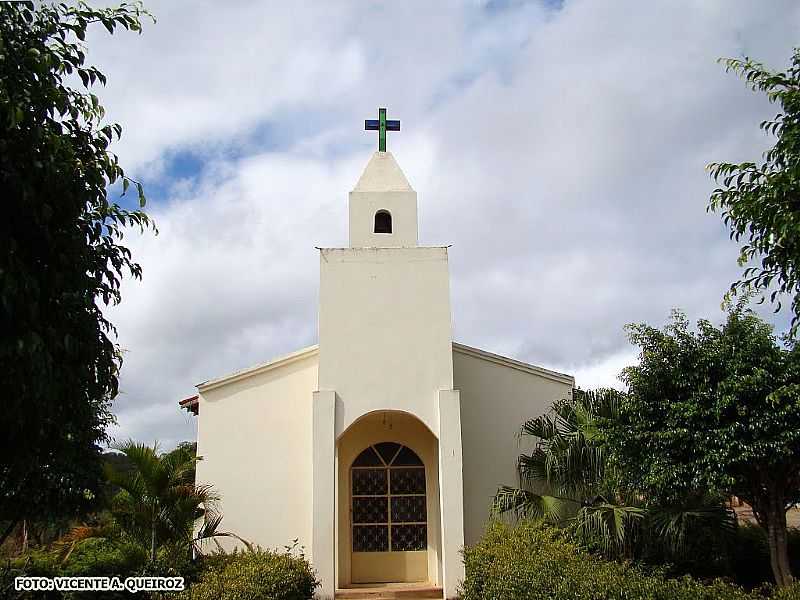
[86,0,800,450]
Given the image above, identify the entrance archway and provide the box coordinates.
[337,411,441,587]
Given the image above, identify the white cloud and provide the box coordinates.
[92,0,800,448]
[571,350,637,391]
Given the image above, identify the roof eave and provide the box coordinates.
[452,341,574,385]
[195,344,320,393]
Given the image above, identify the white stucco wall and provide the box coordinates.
[194,352,318,553]
[318,247,454,436]
[453,345,574,546]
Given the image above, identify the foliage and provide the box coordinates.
[103,441,239,562]
[492,388,731,561]
[732,524,800,589]
[708,48,800,336]
[101,441,195,506]
[57,538,147,577]
[1,538,147,599]
[638,499,738,577]
[773,581,800,600]
[0,440,237,598]
[605,303,800,585]
[461,520,780,600]
[178,547,319,600]
[492,388,642,553]
[0,0,154,538]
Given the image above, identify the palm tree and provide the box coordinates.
[493,388,737,560]
[102,441,248,561]
[493,388,645,556]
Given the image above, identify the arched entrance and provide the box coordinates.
[351,443,427,582]
[337,411,441,587]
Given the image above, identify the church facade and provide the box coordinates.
[179,145,574,599]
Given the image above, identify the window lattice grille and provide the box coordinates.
[353,497,388,524]
[391,496,426,523]
[390,468,426,494]
[353,525,389,552]
[352,468,387,496]
[391,524,427,551]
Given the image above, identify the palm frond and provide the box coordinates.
[191,513,254,555]
[112,440,171,500]
[492,486,577,522]
[649,503,736,558]
[573,503,646,556]
[514,388,626,504]
[520,413,558,441]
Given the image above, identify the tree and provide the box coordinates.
[104,442,214,561]
[494,388,742,571]
[0,1,154,544]
[708,48,800,337]
[605,304,800,586]
[493,388,646,557]
[96,441,246,562]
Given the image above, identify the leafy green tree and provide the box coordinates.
[605,304,800,586]
[493,388,646,556]
[0,1,154,544]
[708,48,800,336]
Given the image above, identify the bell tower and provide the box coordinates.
[314,109,465,599]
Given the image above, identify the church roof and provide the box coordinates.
[353,151,413,192]
[196,344,319,393]
[451,342,573,385]
[179,394,199,415]
[182,342,573,411]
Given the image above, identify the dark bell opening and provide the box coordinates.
[374,210,392,234]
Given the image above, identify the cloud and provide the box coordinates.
[96,0,800,448]
[572,350,636,391]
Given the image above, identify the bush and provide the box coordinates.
[0,539,149,600]
[59,538,148,578]
[461,520,792,600]
[179,548,318,600]
[772,582,800,600]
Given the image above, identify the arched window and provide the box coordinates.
[351,443,426,553]
[374,210,392,234]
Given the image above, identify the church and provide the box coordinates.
[178,110,574,599]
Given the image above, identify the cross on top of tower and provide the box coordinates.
[365,107,400,152]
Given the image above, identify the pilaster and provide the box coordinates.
[312,390,337,598]
[438,389,466,599]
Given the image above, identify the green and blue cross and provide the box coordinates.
[365,107,400,152]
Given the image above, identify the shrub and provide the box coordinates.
[0,539,150,600]
[461,520,789,600]
[179,548,318,600]
[772,581,800,600]
[59,538,148,578]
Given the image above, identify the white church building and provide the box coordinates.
[179,116,574,599]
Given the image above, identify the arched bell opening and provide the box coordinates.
[374,210,392,234]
